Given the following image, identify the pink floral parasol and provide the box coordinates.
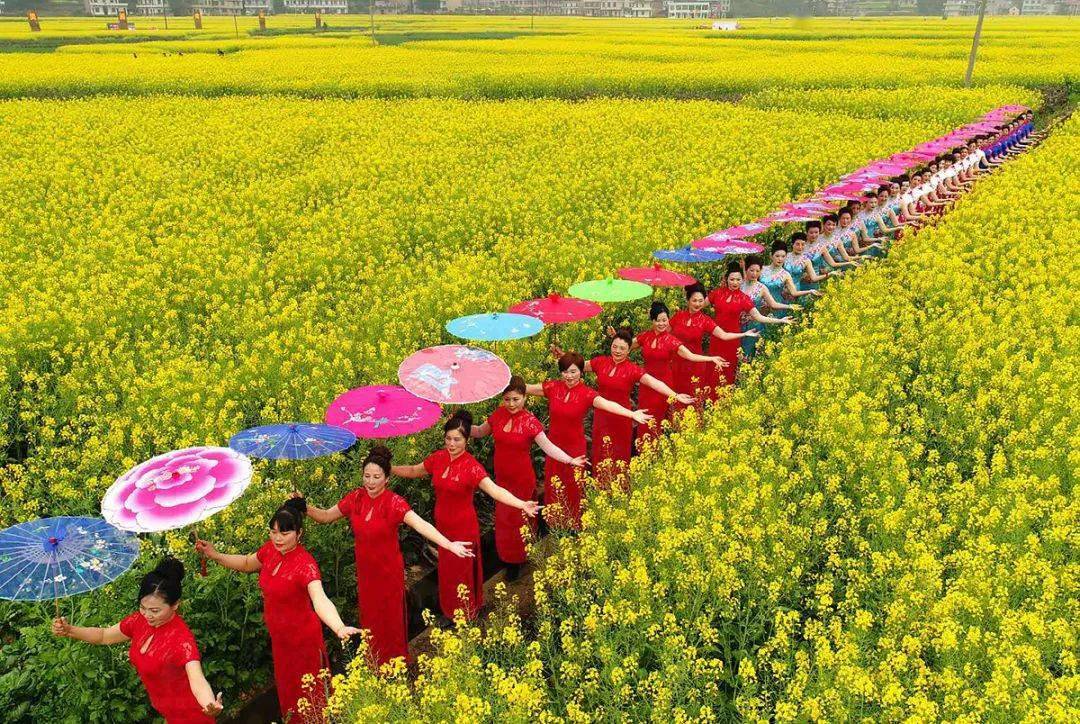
[398,345,511,404]
[325,385,442,439]
[617,264,696,287]
[691,237,765,254]
[102,447,253,533]
[508,293,602,324]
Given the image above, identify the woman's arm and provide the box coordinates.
[52,619,128,645]
[801,259,832,283]
[640,374,695,406]
[524,382,546,397]
[293,492,344,524]
[185,661,224,717]
[759,285,796,312]
[783,274,819,298]
[593,395,652,425]
[194,541,261,573]
[470,420,492,439]
[307,581,362,639]
[750,308,794,325]
[533,431,586,467]
[390,463,429,479]
[403,510,475,559]
[478,478,540,517]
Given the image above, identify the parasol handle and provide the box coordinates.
[194,523,208,577]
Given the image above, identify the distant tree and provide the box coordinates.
[918,0,945,13]
[169,0,194,14]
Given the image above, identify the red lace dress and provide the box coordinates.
[119,612,211,724]
[338,488,412,667]
[256,541,329,720]
[708,287,755,387]
[634,329,683,444]
[669,309,720,403]
[541,379,598,530]
[488,405,544,564]
[589,355,644,488]
[424,449,487,619]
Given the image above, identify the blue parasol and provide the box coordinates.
[0,516,139,603]
[652,246,725,264]
[446,312,544,342]
[229,422,357,460]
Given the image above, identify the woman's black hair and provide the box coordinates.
[822,213,838,224]
[724,262,743,279]
[684,282,707,300]
[649,300,670,320]
[502,375,527,397]
[443,409,473,440]
[269,496,307,534]
[611,327,634,348]
[839,205,854,217]
[744,254,764,270]
[362,444,393,477]
[771,240,789,254]
[137,556,184,606]
[790,231,807,243]
[805,220,822,231]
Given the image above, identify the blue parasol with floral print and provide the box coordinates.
[0,516,139,604]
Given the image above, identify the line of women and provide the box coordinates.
[48,110,1035,724]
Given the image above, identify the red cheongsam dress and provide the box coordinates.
[708,287,754,387]
[119,612,212,724]
[635,329,684,445]
[669,309,720,403]
[338,488,412,667]
[589,355,644,488]
[256,541,329,720]
[488,405,544,564]
[423,449,487,620]
[541,379,598,530]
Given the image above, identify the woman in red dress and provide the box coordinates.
[554,330,694,488]
[524,352,651,529]
[392,410,540,621]
[671,282,758,404]
[708,263,792,386]
[628,300,734,445]
[52,557,223,723]
[470,376,586,579]
[298,446,475,668]
[196,498,360,720]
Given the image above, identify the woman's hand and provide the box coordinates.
[605,325,616,338]
[789,304,802,312]
[336,625,363,640]
[743,329,760,338]
[674,393,696,406]
[520,500,541,518]
[810,289,824,297]
[711,356,729,369]
[52,617,71,638]
[568,455,588,468]
[549,343,564,359]
[194,539,218,561]
[202,694,224,718]
[781,317,796,325]
[446,541,475,559]
[631,410,653,426]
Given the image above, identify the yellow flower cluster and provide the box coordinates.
[0,94,950,539]
[326,116,1079,719]
[0,16,1073,100]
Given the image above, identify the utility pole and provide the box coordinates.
[963,0,988,88]
[370,0,376,46]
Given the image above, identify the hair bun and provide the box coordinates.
[366,444,393,464]
[153,556,185,584]
[451,409,473,426]
[282,496,307,516]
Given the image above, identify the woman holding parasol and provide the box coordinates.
[53,557,224,722]
[296,445,475,667]
[195,497,360,720]
[392,410,540,621]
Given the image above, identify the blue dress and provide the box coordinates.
[759,265,793,318]
[783,253,808,291]
[739,281,770,361]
